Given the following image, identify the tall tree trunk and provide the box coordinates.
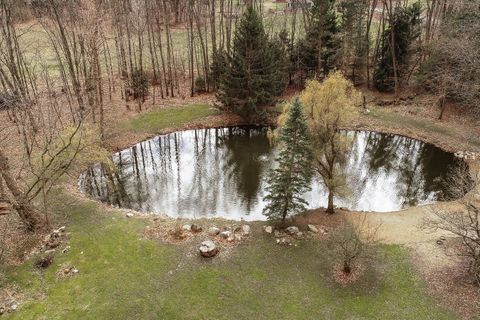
[326,190,335,214]
[0,149,43,231]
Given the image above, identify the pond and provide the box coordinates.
[79,126,469,221]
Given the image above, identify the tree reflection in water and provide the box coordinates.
[79,127,469,220]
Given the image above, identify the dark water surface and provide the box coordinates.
[79,127,467,220]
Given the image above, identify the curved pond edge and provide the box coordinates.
[77,119,478,222]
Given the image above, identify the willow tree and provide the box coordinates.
[300,72,359,214]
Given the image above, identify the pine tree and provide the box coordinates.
[216,6,287,120]
[263,97,313,223]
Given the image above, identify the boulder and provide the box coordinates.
[191,224,202,233]
[241,225,251,236]
[307,224,319,233]
[285,226,299,235]
[219,231,232,239]
[199,240,218,258]
[208,227,220,236]
[263,226,273,234]
[126,213,134,218]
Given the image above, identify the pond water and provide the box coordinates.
[79,127,468,221]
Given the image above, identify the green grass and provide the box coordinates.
[368,107,456,137]
[122,104,220,134]
[2,190,456,320]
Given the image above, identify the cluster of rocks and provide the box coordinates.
[198,224,251,258]
[57,266,80,278]
[41,226,68,254]
[0,300,18,316]
[454,151,479,161]
[264,224,328,245]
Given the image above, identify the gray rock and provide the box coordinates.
[208,227,220,236]
[241,225,251,236]
[219,231,232,239]
[307,224,319,233]
[264,226,273,234]
[285,226,299,235]
[126,213,134,218]
[199,240,218,258]
[182,224,192,232]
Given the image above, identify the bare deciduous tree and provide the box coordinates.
[423,166,480,286]
[330,214,380,274]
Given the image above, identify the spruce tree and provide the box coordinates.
[216,6,287,119]
[263,97,313,223]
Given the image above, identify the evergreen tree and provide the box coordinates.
[295,0,340,80]
[263,97,313,223]
[216,6,288,119]
[373,3,421,92]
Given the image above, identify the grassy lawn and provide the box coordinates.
[122,104,220,134]
[368,107,456,137]
[1,189,456,320]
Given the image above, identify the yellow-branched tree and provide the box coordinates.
[300,71,360,214]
